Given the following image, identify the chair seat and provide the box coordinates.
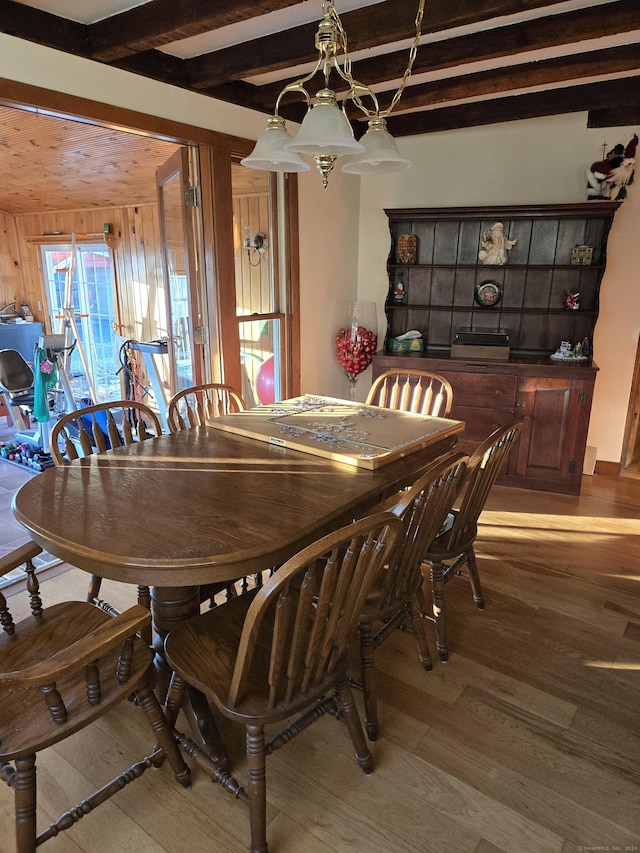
[165,588,350,723]
[425,516,478,563]
[358,565,423,624]
[0,601,153,760]
[6,390,35,407]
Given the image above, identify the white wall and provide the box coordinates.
[355,114,640,463]
[2,35,637,462]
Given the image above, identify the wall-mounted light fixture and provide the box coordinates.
[241,1,424,188]
[244,227,268,267]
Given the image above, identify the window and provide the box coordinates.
[232,162,284,405]
[40,242,120,402]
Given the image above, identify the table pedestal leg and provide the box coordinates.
[151,585,230,770]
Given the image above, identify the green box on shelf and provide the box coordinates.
[388,337,424,353]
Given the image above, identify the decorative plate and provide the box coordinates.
[475,280,503,307]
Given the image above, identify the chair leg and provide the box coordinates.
[87,574,102,604]
[165,672,188,729]
[465,548,485,609]
[136,585,153,645]
[358,621,378,741]
[406,596,433,671]
[429,559,449,662]
[14,754,37,853]
[246,723,268,853]
[134,684,191,790]
[335,678,373,774]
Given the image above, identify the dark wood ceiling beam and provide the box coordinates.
[110,51,190,88]
[0,0,88,55]
[339,0,640,88]
[185,0,577,88]
[88,0,307,62]
[211,0,640,115]
[344,44,640,119]
[204,42,640,126]
[589,105,640,127]
[384,76,640,135]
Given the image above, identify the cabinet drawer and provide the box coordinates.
[452,405,516,442]
[441,371,518,409]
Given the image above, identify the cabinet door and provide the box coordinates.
[515,376,593,494]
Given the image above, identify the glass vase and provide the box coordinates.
[334,300,378,401]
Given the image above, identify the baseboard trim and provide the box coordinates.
[594,460,621,477]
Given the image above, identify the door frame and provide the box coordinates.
[156,147,203,393]
[0,77,301,398]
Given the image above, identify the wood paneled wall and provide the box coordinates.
[0,205,167,343]
[0,210,23,310]
[233,193,271,316]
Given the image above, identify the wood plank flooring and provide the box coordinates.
[2,471,640,852]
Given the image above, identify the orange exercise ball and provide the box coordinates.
[255,354,275,404]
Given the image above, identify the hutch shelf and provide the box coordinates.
[375,203,620,495]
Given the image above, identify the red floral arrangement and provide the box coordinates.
[335,325,377,380]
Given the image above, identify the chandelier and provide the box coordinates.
[241,1,425,188]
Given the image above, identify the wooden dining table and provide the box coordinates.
[12,416,460,766]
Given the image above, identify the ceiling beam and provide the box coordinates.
[334,0,640,90]
[88,0,307,62]
[193,0,640,111]
[384,76,640,135]
[588,105,640,127]
[184,0,582,88]
[0,0,88,54]
[344,45,640,119]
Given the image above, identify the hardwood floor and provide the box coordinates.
[2,471,640,852]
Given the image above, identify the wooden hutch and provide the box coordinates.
[373,203,620,495]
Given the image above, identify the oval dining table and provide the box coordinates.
[12,421,459,767]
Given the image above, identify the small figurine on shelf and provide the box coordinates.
[393,276,406,303]
[478,222,517,266]
[587,134,637,201]
[564,291,580,310]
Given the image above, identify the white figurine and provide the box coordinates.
[478,222,517,266]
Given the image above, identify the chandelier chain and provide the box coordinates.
[331,0,425,119]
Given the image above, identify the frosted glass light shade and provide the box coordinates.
[241,116,310,173]
[341,118,411,174]
[285,89,364,156]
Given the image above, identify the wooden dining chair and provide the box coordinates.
[50,399,163,641]
[164,511,403,853]
[167,382,254,608]
[366,368,454,417]
[0,541,191,853]
[50,398,162,463]
[423,420,522,662]
[167,382,246,433]
[357,452,468,741]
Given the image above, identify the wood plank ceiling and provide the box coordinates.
[0,107,179,215]
[3,0,639,135]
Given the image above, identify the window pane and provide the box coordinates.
[40,243,120,403]
[239,317,281,407]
